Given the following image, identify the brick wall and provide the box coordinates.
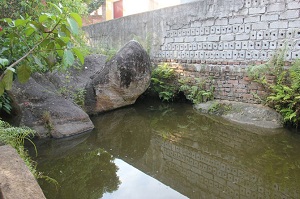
[83,0,300,103]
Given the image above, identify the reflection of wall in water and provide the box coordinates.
[130,134,298,199]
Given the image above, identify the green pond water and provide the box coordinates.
[30,99,300,199]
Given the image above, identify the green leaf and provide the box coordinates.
[17,65,31,83]
[39,15,49,23]
[0,58,9,67]
[73,48,84,64]
[63,49,75,67]
[67,17,79,35]
[15,19,27,27]
[48,3,63,14]
[33,56,44,68]
[2,69,13,90]
[25,27,36,36]
[70,13,82,27]
[0,82,5,96]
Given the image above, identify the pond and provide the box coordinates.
[30,99,300,199]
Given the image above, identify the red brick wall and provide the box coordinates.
[83,15,103,26]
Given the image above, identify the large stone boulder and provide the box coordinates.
[11,73,94,138]
[0,145,46,199]
[84,40,151,114]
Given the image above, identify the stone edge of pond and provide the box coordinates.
[0,145,46,199]
[194,100,283,129]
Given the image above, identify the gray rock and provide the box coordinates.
[0,145,46,199]
[11,73,94,138]
[194,100,283,129]
[85,40,151,114]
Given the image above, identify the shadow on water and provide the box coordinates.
[31,98,300,199]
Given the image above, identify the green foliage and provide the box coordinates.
[150,63,177,101]
[179,77,214,104]
[72,88,86,108]
[248,50,300,127]
[87,0,105,14]
[149,63,214,103]
[0,3,85,96]
[0,91,12,114]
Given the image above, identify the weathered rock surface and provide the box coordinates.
[0,145,46,199]
[11,73,94,138]
[194,100,283,129]
[85,40,151,114]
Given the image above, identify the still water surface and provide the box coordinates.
[32,99,300,199]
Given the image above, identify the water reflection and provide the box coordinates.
[33,99,300,199]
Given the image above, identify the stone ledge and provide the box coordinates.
[0,145,46,199]
[194,100,283,129]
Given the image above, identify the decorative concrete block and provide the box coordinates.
[166,38,174,43]
[208,43,213,50]
[246,51,252,59]
[268,51,274,59]
[239,50,246,58]
[178,30,182,37]
[236,33,250,41]
[278,30,286,39]
[190,51,195,58]
[248,41,255,49]
[286,29,294,38]
[165,51,169,57]
[257,31,264,40]
[235,41,242,50]
[250,31,257,40]
[189,43,193,50]
[221,26,227,34]
[175,37,184,42]
[205,51,209,59]
[195,51,200,58]
[200,27,205,35]
[242,41,248,49]
[232,51,238,59]
[213,43,218,50]
[270,30,278,40]
[292,51,300,59]
[184,43,189,50]
[295,40,300,50]
[244,24,251,33]
[215,51,220,59]
[205,27,210,35]
[210,51,215,59]
[233,25,239,33]
[172,44,176,51]
[277,40,284,48]
[210,27,216,34]
[224,42,229,50]
[167,44,172,50]
[285,51,292,60]
[227,25,233,33]
[229,42,235,50]
[182,29,186,36]
[263,30,270,40]
[187,29,191,36]
[195,28,200,35]
[227,50,233,59]
[295,30,300,38]
[255,41,262,49]
[239,24,245,33]
[193,43,198,50]
[200,52,205,59]
[215,26,221,34]
[269,41,277,49]
[203,19,214,27]
[262,41,269,49]
[221,51,227,59]
[197,43,203,50]
[180,44,184,50]
[218,43,224,50]
[173,30,178,37]
[203,43,208,50]
[174,51,178,58]
[260,51,268,60]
